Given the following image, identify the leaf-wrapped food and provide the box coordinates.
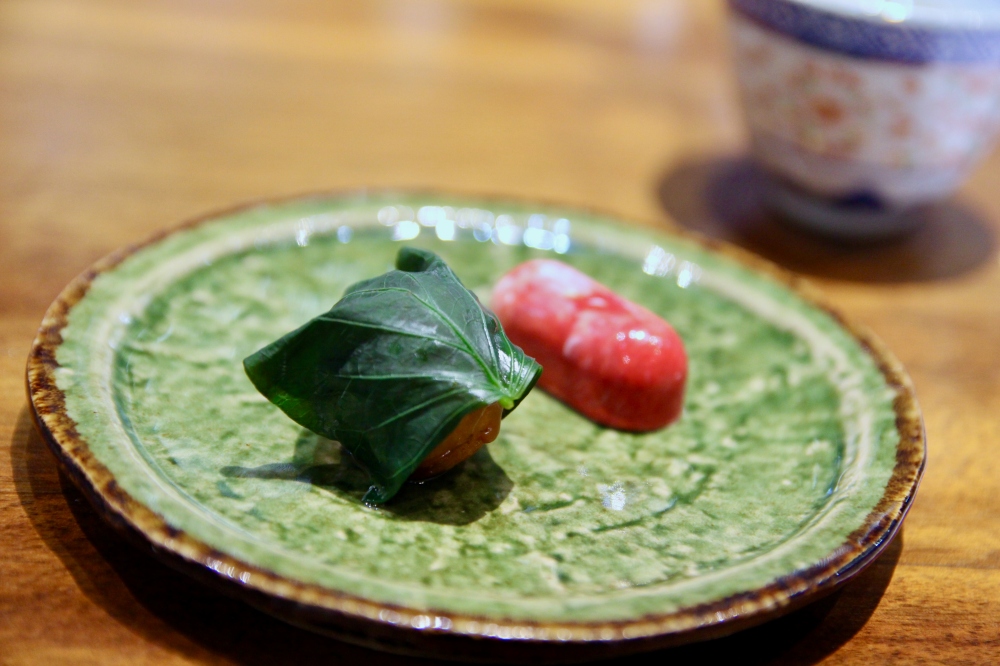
[243,247,542,503]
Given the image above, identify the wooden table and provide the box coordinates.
[2,1,998,663]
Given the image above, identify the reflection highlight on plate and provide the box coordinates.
[374,204,573,252]
[643,245,702,288]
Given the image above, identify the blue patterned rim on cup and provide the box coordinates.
[730,0,1000,63]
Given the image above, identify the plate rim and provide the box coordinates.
[26,188,926,660]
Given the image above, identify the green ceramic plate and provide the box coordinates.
[28,192,925,662]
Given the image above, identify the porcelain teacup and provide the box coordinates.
[727,0,1000,239]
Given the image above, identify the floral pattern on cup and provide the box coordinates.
[727,1,1000,232]
[731,13,1000,174]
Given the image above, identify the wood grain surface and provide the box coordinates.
[2,1,998,664]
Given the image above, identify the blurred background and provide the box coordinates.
[2,1,999,664]
[1,0,737,238]
[5,1,998,295]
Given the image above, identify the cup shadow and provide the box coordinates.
[655,155,998,283]
[13,406,901,665]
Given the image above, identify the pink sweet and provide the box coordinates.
[492,259,687,431]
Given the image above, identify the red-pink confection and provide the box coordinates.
[492,259,687,431]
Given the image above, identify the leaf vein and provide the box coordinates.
[365,385,470,431]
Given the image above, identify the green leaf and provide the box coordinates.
[243,247,541,503]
